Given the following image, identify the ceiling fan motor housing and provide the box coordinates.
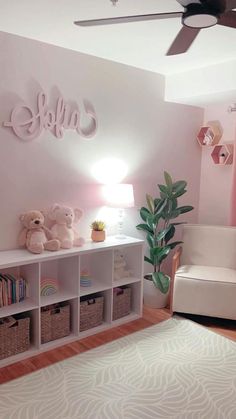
[183,4,220,28]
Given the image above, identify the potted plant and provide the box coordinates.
[91,220,106,242]
[136,171,194,308]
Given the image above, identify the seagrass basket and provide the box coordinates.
[80,295,104,332]
[41,302,70,344]
[0,314,30,360]
[113,287,131,321]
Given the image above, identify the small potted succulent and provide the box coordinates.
[90,220,106,242]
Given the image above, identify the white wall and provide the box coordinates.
[198,104,236,225]
[0,32,203,251]
[165,60,236,107]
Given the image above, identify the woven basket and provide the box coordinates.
[80,295,104,332]
[113,287,131,321]
[0,314,30,360]
[41,302,70,344]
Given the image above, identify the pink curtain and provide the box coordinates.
[230,125,236,225]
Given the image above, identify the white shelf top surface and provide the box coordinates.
[0,236,144,269]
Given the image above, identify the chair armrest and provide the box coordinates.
[169,246,182,315]
[172,246,182,280]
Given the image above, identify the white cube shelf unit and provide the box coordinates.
[0,236,144,367]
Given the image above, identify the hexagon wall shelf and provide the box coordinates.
[211,144,234,165]
[197,124,222,147]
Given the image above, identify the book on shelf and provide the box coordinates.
[0,273,28,308]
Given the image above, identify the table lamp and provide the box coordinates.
[103,184,134,239]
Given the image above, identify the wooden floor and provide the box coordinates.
[1,307,236,385]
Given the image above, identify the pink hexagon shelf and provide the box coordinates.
[197,124,222,147]
[211,144,234,165]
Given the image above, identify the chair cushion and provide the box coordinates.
[176,265,236,284]
[173,265,236,319]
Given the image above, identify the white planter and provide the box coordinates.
[143,275,169,309]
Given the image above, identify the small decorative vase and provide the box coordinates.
[91,230,106,242]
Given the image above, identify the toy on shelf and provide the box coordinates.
[80,269,92,287]
[203,129,214,145]
[90,220,106,242]
[18,210,60,254]
[49,204,85,249]
[114,249,133,281]
[40,278,59,296]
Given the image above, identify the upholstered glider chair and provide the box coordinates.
[170,224,236,320]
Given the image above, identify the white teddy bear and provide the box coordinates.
[114,249,133,280]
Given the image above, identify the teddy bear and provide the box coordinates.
[18,210,60,254]
[49,203,85,249]
[114,249,133,280]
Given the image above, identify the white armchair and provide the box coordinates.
[171,224,236,320]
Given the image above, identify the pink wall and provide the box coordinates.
[0,32,203,251]
[198,104,236,225]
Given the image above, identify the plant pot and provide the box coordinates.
[143,274,169,309]
[91,230,106,242]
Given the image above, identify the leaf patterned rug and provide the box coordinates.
[0,316,236,419]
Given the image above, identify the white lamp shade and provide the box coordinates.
[103,184,134,208]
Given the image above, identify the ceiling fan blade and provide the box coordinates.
[74,11,182,27]
[218,10,236,28]
[226,0,236,10]
[166,26,201,55]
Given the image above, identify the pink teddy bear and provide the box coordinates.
[49,204,85,249]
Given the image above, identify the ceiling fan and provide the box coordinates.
[74,0,236,55]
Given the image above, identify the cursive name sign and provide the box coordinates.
[3,91,97,141]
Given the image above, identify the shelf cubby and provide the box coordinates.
[0,263,40,316]
[211,143,234,165]
[112,244,143,284]
[79,250,113,296]
[197,123,222,147]
[40,256,79,306]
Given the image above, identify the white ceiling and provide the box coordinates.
[0,0,236,76]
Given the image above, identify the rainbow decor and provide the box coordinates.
[40,278,59,296]
[80,269,92,287]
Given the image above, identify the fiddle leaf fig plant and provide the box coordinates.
[136,171,194,294]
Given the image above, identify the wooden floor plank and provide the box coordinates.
[0,307,235,385]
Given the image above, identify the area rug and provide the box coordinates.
[0,317,236,419]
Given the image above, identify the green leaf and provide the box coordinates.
[157,246,171,263]
[140,207,151,222]
[152,272,170,294]
[136,223,153,234]
[146,233,154,248]
[177,205,194,214]
[144,256,154,266]
[168,241,183,249]
[172,181,187,194]
[170,197,177,211]
[146,194,154,214]
[154,198,161,207]
[164,171,172,187]
[173,189,187,198]
[150,247,161,257]
[164,225,175,243]
[146,214,155,231]
[158,184,168,195]
[156,226,171,242]
[154,198,167,215]
[169,209,181,219]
